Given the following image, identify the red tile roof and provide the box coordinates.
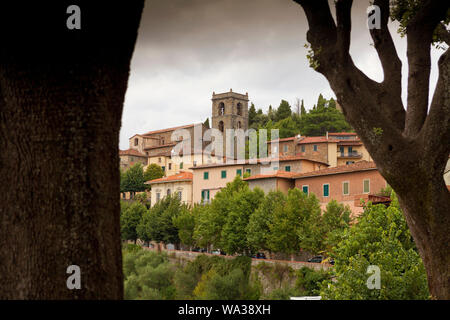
[142,123,199,136]
[328,132,357,136]
[143,142,177,150]
[146,171,193,184]
[268,137,296,143]
[297,136,339,144]
[119,149,147,157]
[337,141,362,146]
[293,161,377,179]
[244,171,297,181]
[190,155,329,169]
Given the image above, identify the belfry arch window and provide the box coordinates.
[219,102,225,116]
[237,103,242,116]
[237,121,242,129]
[218,121,224,132]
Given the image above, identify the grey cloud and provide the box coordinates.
[120,0,445,149]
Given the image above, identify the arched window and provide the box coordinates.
[218,121,224,132]
[237,103,242,116]
[219,102,225,116]
[237,121,241,129]
[134,138,139,146]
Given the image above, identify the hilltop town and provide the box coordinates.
[119,90,397,216]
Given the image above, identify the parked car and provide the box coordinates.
[308,255,324,263]
[251,252,267,259]
[192,247,207,253]
[211,249,226,255]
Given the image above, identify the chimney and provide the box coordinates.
[326,131,329,140]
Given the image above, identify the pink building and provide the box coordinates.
[293,161,387,216]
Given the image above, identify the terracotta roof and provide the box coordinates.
[142,123,199,136]
[119,149,147,157]
[148,150,172,157]
[328,132,357,136]
[268,137,296,143]
[244,171,297,181]
[190,155,329,169]
[297,136,339,144]
[293,161,377,179]
[146,171,193,184]
[337,141,362,146]
[144,142,177,150]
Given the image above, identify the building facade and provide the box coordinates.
[191,157,327,204]
[147,172,193,207]
[268,132,372,168]
[119,149,148,169]
[293,161,387,216]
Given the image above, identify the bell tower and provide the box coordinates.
[211,89,249,158]
[211,89,249,132]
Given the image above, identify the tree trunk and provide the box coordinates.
[396,178,450,299]
[0,2,144,299]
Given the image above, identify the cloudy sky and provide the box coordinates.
[119,0,444,150]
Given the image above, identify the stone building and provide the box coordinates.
[211,89,249,158]
[119,148,148,169]
[267,132,372,167]
[146,171,193,207]
[293,161,387,216]
[190,156,327,204]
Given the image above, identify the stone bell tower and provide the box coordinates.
[211,89,249,158]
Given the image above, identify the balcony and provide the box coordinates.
[338,151,363,158]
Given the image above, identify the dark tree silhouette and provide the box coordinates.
[0,2,144,299]
[293,0,449,299]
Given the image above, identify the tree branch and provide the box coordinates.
[421,48,450,165]
[436,23,450,46]
[293,0,405,141]
[335,0,353,60]
[293,0,337,73]
[370,0,402,97]
[405,0,450,137]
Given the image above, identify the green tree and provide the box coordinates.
[301,99,307,116]
[173,207,196,250]
[275,100,292,122]
[193,203,218,251]
[123,249,176,300]
[274,117,299,139]
[137,195,185,246]
[321,195,429,300]
[248,103,257,127]
[123,163,147,198]
[194,176,250,251]
[298,105,352,136]
[121,201,147,243]
[247,191,286,253]
[268,188,321,256]
[203,117,210,129]
[144,163,165,183]
[320,200,352,254]
[220,187,265,255]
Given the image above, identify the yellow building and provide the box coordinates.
[146,172,193,207]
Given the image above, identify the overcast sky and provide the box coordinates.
[119,0,444,150]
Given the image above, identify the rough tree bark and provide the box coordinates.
[293,0,450,299]
[0,2,144,299]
